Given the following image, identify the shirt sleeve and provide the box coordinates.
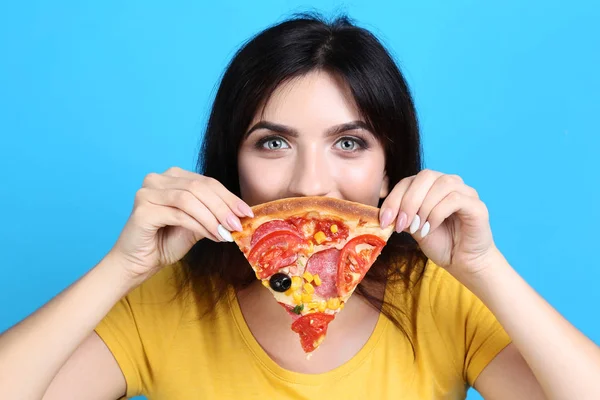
[94,263,185,398]
[427,260,512,387]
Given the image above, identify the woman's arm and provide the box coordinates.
[462,249,600,400]
[0,253,136,399]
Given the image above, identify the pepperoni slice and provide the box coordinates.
[251,220,302,247]
[337,235,386,297]
[306,248,340,298]
[291,313,335,353]
[248,232,305,279]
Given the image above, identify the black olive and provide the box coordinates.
[269,273,292,292]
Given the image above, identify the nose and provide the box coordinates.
[287,145,332,197]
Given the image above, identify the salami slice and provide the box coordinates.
[250,220,301,247]
[306,248,340,298]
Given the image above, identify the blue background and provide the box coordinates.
[1,1,598,399]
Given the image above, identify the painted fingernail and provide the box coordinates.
[217,224,234,242]
[409,214,421,234]
[396,211,408,232]
[227,214,243,232]
[380,208,394,229]
[421,221,430,238]
[238,202,254,218]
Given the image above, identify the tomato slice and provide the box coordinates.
[248,232,306,279]
[251,220,302,247]
[336,234,386,296]
[291,312,335,353]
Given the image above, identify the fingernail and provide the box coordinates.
[238,202,254,218]
[409,215,421,234]
[421,221,430,238]
[396,211,408,232]
[227,214,243,232]
[380,208,393,229]
[217,224,234,242]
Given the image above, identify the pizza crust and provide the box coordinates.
[232,196,384,242]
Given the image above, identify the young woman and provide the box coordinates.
[1,14,598,400]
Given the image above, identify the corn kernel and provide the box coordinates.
[262,280,270,288]
[303,282,315,294]
[303,271,313,282]
[308,301,319,310]
[340,302,345,310]
[314,231,327,244]
[318,300,327,312]
[327,297,340,310]
[313,274,322,286]
[284,288,294,296]
[291,276,302,290]
[330,224,338,233]
[293,292,302,305]
[302,293,313,303]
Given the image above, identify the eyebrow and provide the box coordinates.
[244,120,372,139]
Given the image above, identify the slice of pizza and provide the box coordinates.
[231,196,394,355]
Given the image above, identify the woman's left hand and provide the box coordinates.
[379,169,499,277]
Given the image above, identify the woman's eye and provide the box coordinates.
[261,138,289,150]
[336,138,362,151]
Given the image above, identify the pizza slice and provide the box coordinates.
[231,196,394,355]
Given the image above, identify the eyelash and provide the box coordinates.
[254,135,370,152]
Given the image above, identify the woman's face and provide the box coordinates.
[238,71,389,207]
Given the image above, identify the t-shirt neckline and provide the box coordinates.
[228,285,390,386]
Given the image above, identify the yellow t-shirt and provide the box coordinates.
[94,260,511,399]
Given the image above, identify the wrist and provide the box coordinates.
[97,251,146,294]
[450,246,510,289]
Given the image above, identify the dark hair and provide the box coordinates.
[179,12,428,350]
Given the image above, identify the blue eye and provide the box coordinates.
[258,137,290,150]
[335,137,367,152]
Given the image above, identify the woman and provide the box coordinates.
[1,13,598,400]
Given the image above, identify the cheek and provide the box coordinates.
[238,154,288,203]
[334,160,386,203]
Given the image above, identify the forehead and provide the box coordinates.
[253,71,363,128]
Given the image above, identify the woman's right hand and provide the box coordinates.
[108,167,254,283]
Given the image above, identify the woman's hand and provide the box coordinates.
[109,167,254,282]
[379,169,499,277]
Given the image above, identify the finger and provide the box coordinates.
[378,176,414,229]
[144,173,252,232]
[138,187,228,242]
[399,170,446,234]
[134,202,219,243]
[159,169,255,218]
[418,191,488,239]
[413,175,477,237]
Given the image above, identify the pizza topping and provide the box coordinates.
[291,304,304,314]
[293,292,302,305]
[314,231,327,244]
[306,248,340,299]
[248,232,305,279]
[327,297,341,310]
[269,273,292,292]
[251,220,302,247]
[313,274,322,286]
[301,293,313,303]
[303,282,315,294]
[287,217,349,244]
[291,313,335,353]
[302,271,313,282]
[337,234,386,297]
[278,302,302,321]
[291,276,303,290]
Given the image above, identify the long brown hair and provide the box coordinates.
[178,13,428,351]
